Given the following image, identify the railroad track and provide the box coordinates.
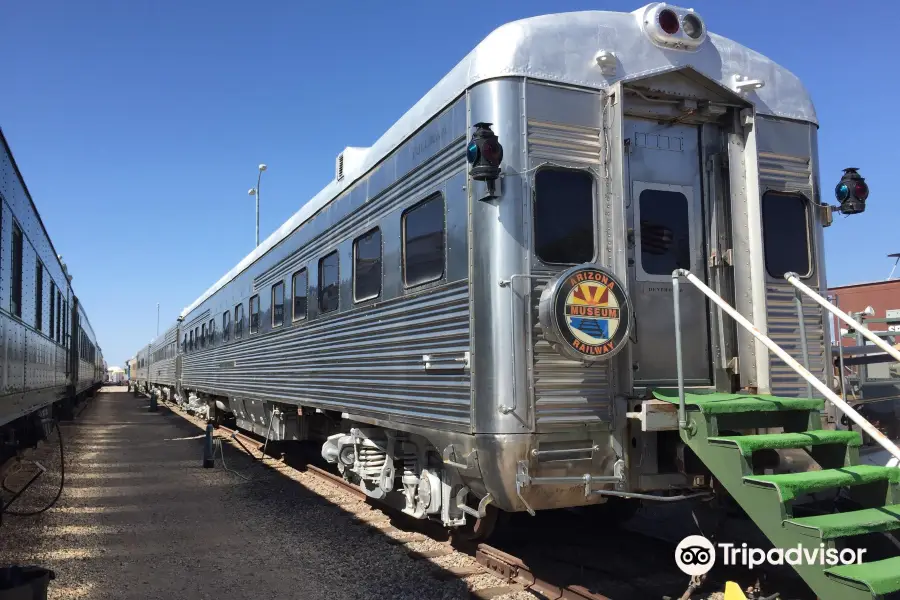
[158,398,612,600]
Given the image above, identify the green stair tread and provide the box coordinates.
[825,556,900,596]
[744,465,900,502]
[708,430,862,455]
[651,390,824,414]
[785,504,900,539]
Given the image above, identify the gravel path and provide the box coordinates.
[0,388,534,600]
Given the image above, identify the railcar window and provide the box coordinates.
[250,295,260,333]
[354,227,382,302]
[402,195,445,287]
[35,262,44,332]
[189,330,194,351]
[56,293,62,342]
[201,324,207,347]
[63,300,68,346]
[534,168,595,264]
[318,251,340,313]
[272,281,285,327]
[208,318,215,344]
[292,269,308,321]
[10,223,23,317]
[235,304,244,338]
[183,334,187,353]
[638,189,691,275]
[222,311,231,341]
[194,327,199,350]
[762,192,811,278]
[49,282,55,340]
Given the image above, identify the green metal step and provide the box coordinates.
[708,430,862,456]
[825,556,900,597]
[651,390,824,414]
[784,505,900,539]
[744,465,900,502]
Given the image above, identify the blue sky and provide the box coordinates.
[2,1,894,367]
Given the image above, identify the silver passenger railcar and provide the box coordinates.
[0,127,104,461]
[139,4,859,532]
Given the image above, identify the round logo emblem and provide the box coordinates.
[539,265,632,362]
[674,535,716,576]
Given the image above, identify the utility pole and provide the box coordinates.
[156,303,160,337]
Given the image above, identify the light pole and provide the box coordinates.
[248,163,267,247]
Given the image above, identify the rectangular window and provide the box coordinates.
[762,191,810,278]
[292,269,308,321]
[235,304,244,338]
[354,227,382,302]
[208,318,215,344]
[318,251,339,313]
[63,300,68,346]
[194,327,199,350]
[57,293,62,342]
[272,281,284,327]
[189,330,194,351]
[534,168,595,264]
[49,282,55,340]
[250,295,260,333]
[222,311,231,341]
[201,323,207,347]
[183,334,187,353]
[638,188,691,275]
[10,224,23,317]
[35,262,43,332]
[402,194,445,287]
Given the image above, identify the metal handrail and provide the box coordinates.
[672,268,900,468]
[786,272,900,365]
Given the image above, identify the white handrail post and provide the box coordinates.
[792,287,814,398]
[672,270,687,430]
[786,272,900,364]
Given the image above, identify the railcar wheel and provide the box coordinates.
[452,505,504,542]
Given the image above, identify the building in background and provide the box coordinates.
[829,279,900,337]
[107,366,126,384]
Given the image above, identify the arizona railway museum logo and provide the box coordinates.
[540,265,632,361]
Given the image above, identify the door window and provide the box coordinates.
[636,186,692,277]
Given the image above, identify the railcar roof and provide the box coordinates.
[178,5,816,320]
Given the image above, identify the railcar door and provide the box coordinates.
[625,119,712,387]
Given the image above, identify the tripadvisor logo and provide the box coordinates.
[675,535,867,576]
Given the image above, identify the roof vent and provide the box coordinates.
[335,147,370,183]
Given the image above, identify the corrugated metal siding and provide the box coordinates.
[766,283,827,397]
[182,281,471,431]
[526,119,611,428]
[529,275,612,427]
[527,119,602,163]
[759,151,827,397]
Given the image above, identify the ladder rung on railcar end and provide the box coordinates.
[661,269,900,600]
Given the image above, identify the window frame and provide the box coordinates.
[189,330,194,351]
[49,281,56,341]
[318,251,340,314]
[632,181,696,283]
[292,268,308,322]
[761,190,813,280]
[208,318,215,345]
[10,222,23,318]
[222,311,231,342]
[234,303,244,338]
[401,193,446,289]
[272,281,285,328]
[35,261,43,332]
[249,294,260,334]
[353,226,383,303]
[201,323,207,348]
[532,166,597,267]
